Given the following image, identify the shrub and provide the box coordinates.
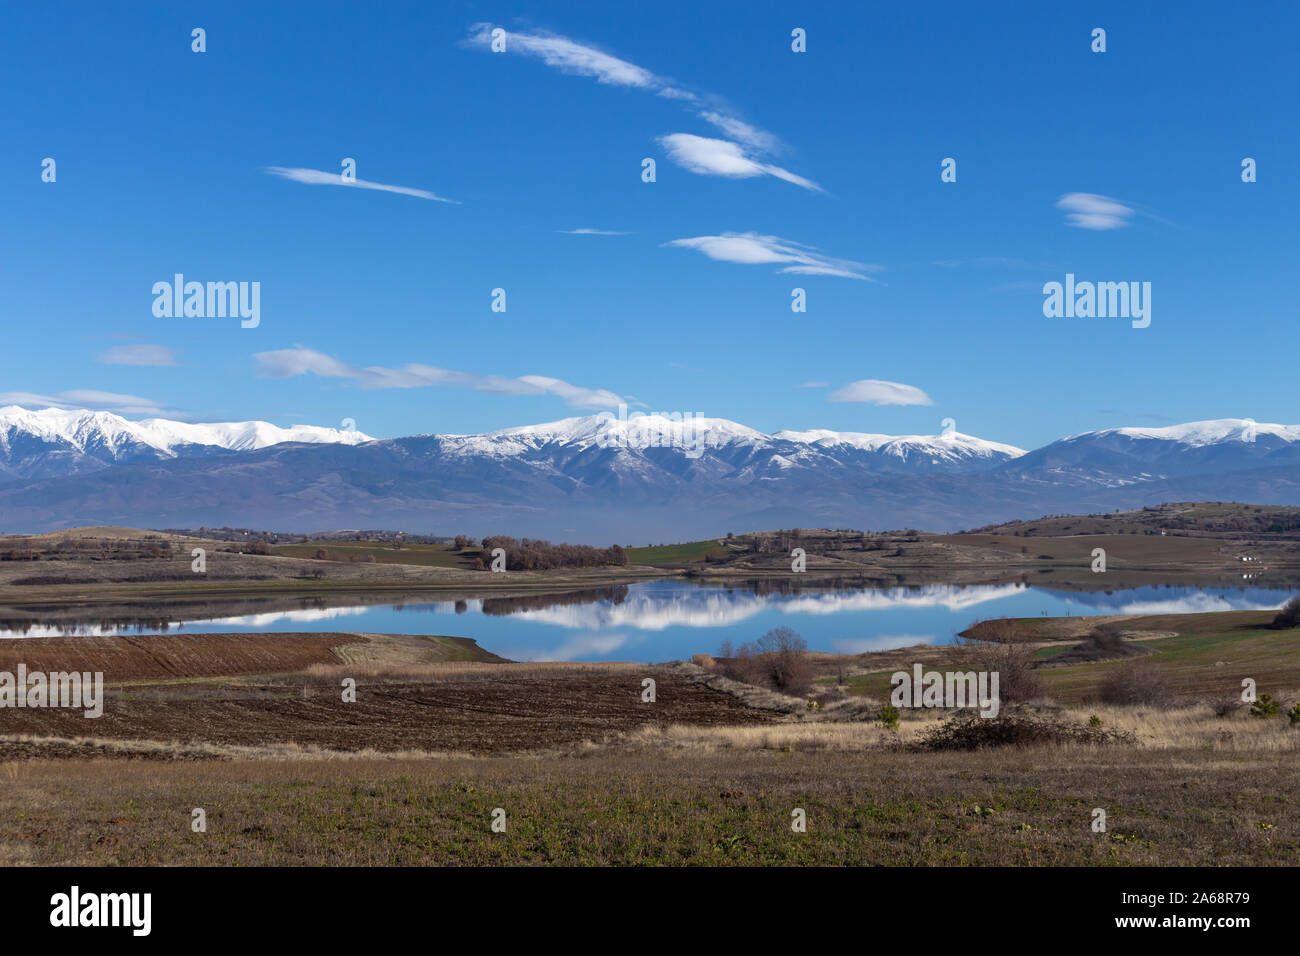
[1099,659,1172,707]
[718,627,812,696]
[1086,624,1127,654]
[1270,595,1300,629]
[953,621,1043,703]
[751,627,812,696]
[918,709,1136,751]
[1250,693,1280,719]
[878,703,900,730]
[808,688,844,708]
[1288,702,1300,726]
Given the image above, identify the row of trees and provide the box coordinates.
[472,536,629,571]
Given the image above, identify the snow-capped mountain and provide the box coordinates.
[774,428,1026,473]
[1001,418,1300,487]
[1,410,1298,538]
[430,414,1024,473]
[0,406,374,480]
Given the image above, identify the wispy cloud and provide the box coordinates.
[466,23,680,94]
[466,24,816,190]
[829,380,934,406]
[264,167,459,203]
[1056,192,1133,230]
[95,344,178,367]
[797,381,829,389]
[557,227,630,236]
[665,232,878,280]
[254,346,624,409]
[696,111,779,153]
[658,134,820,191]
[0,389,174,415]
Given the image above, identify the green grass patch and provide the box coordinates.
[625,539,732,567]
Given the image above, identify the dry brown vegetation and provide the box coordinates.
[2,724,1297,865]
[4,603,1300,865]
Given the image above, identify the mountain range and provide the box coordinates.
[0,406,373,481]
[1,407,1298,541]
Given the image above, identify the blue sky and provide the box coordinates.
[3,0,1296,450]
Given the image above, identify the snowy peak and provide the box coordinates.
[436,413,768,459]
[775,428,1027,461]
[4,407,1298,492]
[486,413,767,446]
[130,416,375,453]
[0,406,374,480]
[1070,419,1300,447]
[1007,418,1300,487]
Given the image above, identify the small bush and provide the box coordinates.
[878,703,900,730]
[952,623,1043,703]
[721,627,812,696]
[1213,697,1244,719]
[918,709,1136,751]
[808,688,844,708]
[1288,702,1300,726]
[1270,595,1300,629]
[1250,693,1280,719]
[1099,659,1172,707]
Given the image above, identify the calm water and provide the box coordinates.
[1,580,1289,661]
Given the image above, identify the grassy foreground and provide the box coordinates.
[3,607,1300,866]
[3,740,1297,865]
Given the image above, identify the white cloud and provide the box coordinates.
[831,635,936,654]
[264,167,459,203]
[506,632,632,663]
[96,344,178,367]
[254,346,624,409]
[829,380,934,406]
[557,228,630,235]
[665,232,877,280]
[696,110,779,153]
[658,134,820,191]
[466,23,676,93]
[466,24,817,189]
[0,390,173,415]
[1056,192,1133,230]
[797,381,829,389]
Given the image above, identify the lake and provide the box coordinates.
[1,579,1290,661]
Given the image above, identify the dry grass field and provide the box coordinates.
[2,601,1299,866]
[2,718,1297,866]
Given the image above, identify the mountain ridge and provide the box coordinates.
[0,408,1295,540]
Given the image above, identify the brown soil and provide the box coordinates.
[0,633,360,680]
[0,669,776,755]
